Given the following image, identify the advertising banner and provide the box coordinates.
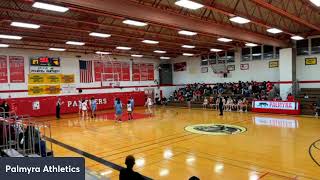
[61,74,75,84]
[44,85,61,94]
[28,74,46,84]
[45,74,61,84]
[30,66,61,74]
[28,85,45,95]
[253,101,296,110]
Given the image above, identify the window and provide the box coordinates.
[201,59,208,66]
[263,45,274,60]
[242,48,251,61]
[311,37,320,54]
[275,47,280,59]
[226,51,235,63]
[209,54,216,64]
[296,39,309,55]
[217,52,226,64]
[252,46,262,60]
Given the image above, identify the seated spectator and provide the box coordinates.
[1,100,10,118]
[287,93,294,101]
[161,97,167,105]
[237,98,243,112]
[120,155,144,180]
[304,93,309,99]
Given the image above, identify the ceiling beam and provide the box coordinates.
[53,0,289,47]
[250,0,320,32]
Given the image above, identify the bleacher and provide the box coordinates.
[296,88,320,115]
[0,109,53,157]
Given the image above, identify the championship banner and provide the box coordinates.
[9,56,25,83]
[61,74,75,84]
[140,63,148,81]
[121,62,130,81]
[30,66,61,74]
[253,101,296,110]
[28,74,46,84]
[147,64,154,80]
[45,74,61,84]
[0,55,8,83]
[28,85,45,95]
[44,85,61,94]
[94,61,103,81]
[132,63,140,81]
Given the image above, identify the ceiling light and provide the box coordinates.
[183,53,194,56]
[210,48,222,52]
[89,32,111,38]
[11,22,40,29]
[131,54,143,57]
[175,0,204,10]
[310,0,320,6]
[66,41,85,46]
[0,34,22,40]
[182,45,195,49]
[96,51,111,55]
[245,43,258,47]
[178,30,197,36]
[122,20,148,27]
[142,40,159,44]
[160,56,171,59]
[0,44,9,48]
[267,28,282,34]
[116,46,131,50]
[229,16,251,24]
[32,2,69,12]
[154,50,166,54]
[291,35,304,40]
[218,38,233,42]
[49,48,65,51]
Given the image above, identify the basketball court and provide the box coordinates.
[0,0,320,180]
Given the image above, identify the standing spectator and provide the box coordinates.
[315,98,320,118]
[146,96,153,115]
[119,155,144,180]
[202,97,208,109]
[287,93,295,101]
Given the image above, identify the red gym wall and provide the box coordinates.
[1,91,145,117]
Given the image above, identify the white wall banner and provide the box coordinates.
[30,66,61,74]
[61,84,77,94]
[253,101,296,110]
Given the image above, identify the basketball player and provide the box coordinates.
[90,97,97,118]
[127,100,133,120]
[81,99,88,118]
[115,98,123,122]
[218,95,224,116]
[146,96,153,115]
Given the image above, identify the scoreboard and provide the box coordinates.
[30,57,60,67]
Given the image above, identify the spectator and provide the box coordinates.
[287,93,294,101]
[315,98,320,118]
[119,155,144,180]
[189,176,200,180]
[1,100,10,118]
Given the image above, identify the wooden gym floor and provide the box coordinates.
[40,107,320,180]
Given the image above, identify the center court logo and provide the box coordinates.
[185,124,246,135]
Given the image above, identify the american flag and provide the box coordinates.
[79,60,93,83]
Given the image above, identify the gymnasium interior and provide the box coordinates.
[0,0,320,179]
